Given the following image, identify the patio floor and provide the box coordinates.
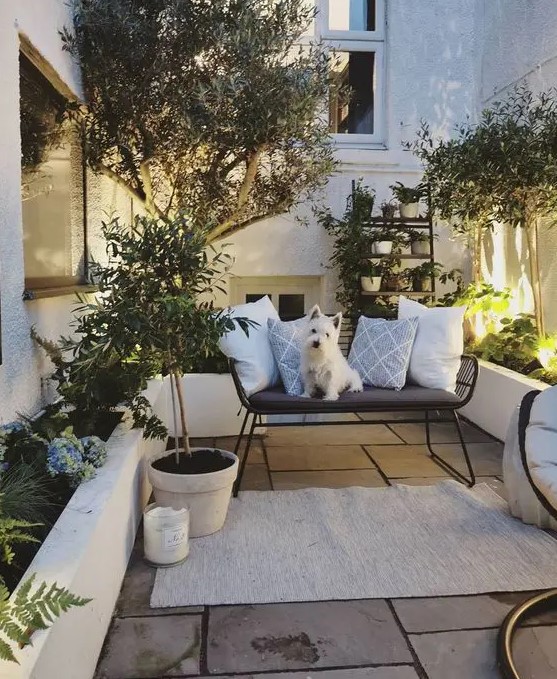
[95,414,557,679]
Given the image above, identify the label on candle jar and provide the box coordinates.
[163,525,187,549]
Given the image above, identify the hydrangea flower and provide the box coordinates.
[46,434,85,481]
[0,421,29,439]
[80,436,108,468]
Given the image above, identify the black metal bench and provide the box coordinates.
[230,355,479,496]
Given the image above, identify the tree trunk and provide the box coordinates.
[525,215,545,337]
[172,369,191,457]
[473,221,483,285]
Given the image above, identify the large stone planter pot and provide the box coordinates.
[148,448,239,538]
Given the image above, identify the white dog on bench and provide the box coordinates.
[301,305,363,401]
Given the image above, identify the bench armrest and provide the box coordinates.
[455,354,479,406]
[228,359,252,409]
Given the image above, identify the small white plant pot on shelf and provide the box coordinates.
[143,503,190,567]
[411,240,430,255]
[399,203,420,219]
[373,241,393,255]
[361,276,382,292]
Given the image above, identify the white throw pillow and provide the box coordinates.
[398,296,465,392]
[218,295,280,395]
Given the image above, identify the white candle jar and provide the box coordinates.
[143,502,190,567]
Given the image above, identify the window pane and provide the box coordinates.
[20,54,84,286]
[279,294,305,321]
[245,294,272,304]
[329,51,374,134]
[329,0,376,31]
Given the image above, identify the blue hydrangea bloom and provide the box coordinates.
[80,436,108,468]
[46,435,85,482]
[0,421,28,439]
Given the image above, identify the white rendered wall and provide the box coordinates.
[478,0,557,332]
[221,0,479,312]
[0,2,132,421]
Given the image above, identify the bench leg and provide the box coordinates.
[425,410,476,487]
[233,412,257,497]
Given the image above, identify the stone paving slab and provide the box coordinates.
[432,442,503,476]
[365,445,450,478]
[265,424,403,446]
[389,421,494,445]
[207,601,412,673]
[266,445,375,471]
[393,592,536,632]
[96,614,201,678]
[241,464,272,490]
[409,629,500,679]
[271,469,386,489]
[215,437,267,465]
[115,547,203,618]
[513,625,557,677]
[204,668,420,679]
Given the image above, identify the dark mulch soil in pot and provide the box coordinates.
[153,448,235,475]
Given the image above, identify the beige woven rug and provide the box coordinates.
[151,481,557,607]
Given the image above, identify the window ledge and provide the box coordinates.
[23,284,97,301]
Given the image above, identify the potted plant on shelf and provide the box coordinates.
[405,261,443,292]
[371,225,403,255]
[390,181,426,219]
[380,200,397,219]
[407,229,432,255]
[85,213,251,538]
[360,261,383,292]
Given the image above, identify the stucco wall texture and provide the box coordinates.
[0,2,131,421]
[478,0,557,332]
[1,0,556,420]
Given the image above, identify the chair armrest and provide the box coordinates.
[228,359,252,410]
[455,354,479,406]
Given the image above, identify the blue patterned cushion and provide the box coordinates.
[267,317,307,396]
[348,317,419,390]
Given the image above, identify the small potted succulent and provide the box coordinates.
[360,261,383,292]
[390,181,426,219]
[380,200,397,219]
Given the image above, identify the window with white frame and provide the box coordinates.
[230,277,323,320]
[19,52,86,295]
[310,0,385,145]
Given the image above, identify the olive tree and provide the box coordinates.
[411,88,557,335]
[62,0,336,241]
[410,121,496,286]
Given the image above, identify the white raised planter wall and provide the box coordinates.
[164,373,245,438]
[460,360,549,442]
[0,379,167,679]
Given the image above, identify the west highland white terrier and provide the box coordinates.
[301,305,363,401]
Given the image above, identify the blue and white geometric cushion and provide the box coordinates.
[348,317,419,391]
[267,317,307,396]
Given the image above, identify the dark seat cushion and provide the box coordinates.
[249,385,462,413]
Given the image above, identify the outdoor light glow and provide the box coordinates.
[537,335,557,370]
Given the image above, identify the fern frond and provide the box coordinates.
[0,574,91,662]
[0,638,18,664]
